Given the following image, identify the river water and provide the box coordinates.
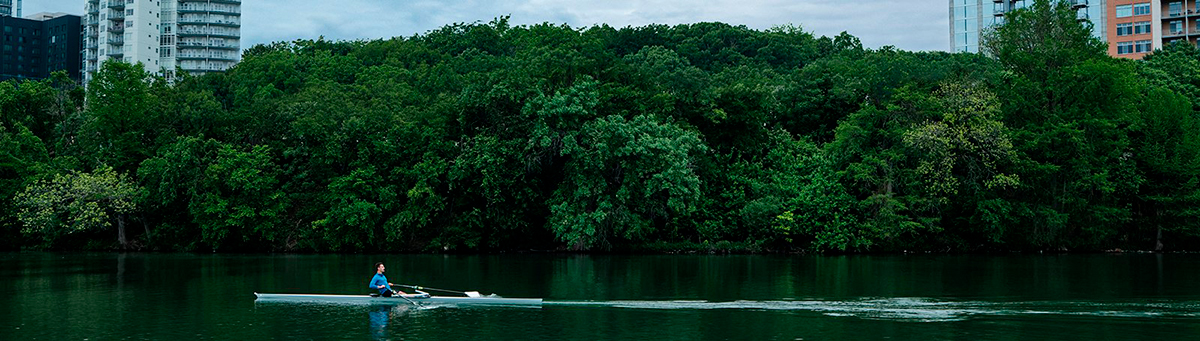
[1,253,1198,340]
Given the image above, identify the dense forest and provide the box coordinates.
[2,1,1199,252]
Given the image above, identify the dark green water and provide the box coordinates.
[2,253,1198,340]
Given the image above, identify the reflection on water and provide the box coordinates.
[369,306,389,339]
[548,297,1200,322]
[367,301,439,340]
[2,253,1200,340]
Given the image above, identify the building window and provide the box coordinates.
[1116,23,1133,36]
[1115,5,1132,18]
[1170,2,1183,16]
[1170,20,1185,34]
[1117,41,1134,54]
[1134,40,1152,53]
[1134,21,1151,35]
[1133,3,1151,16]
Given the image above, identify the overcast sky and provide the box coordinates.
[26,0,948,51]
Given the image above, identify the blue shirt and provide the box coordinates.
[369,273,393,294]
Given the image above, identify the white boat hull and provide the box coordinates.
[254,292,542,306]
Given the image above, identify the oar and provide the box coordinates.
[392,290,422,307]
[399,285,483,297]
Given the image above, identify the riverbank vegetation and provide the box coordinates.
[2,1,1199,252]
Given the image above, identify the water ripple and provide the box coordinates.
[544,297,1200,322]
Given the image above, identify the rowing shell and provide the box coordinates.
[253,292,543,306]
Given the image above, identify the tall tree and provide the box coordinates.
[15,166,138,248]
[81,62,160,173]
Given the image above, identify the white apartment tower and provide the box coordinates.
[84,0,240,83]
[84,0,161,83]
[1,0,21,17]
[160,0,241,81]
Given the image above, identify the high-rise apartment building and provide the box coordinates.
[1108,1,1159,58]
[83,0,161,84]
[1,12,83,82]
[83,0,240,83]
[0,0,20,17]
[1159,1,1200,47]
[160,0,242,80]
[955,0,1200,59]
[951,0,1106,53]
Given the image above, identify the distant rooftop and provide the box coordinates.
[24,12,74,21]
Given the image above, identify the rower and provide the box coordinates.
[370,262,406,297]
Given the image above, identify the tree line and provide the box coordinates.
[2,1,1198,252]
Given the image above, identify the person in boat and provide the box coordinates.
[370,262,406,297]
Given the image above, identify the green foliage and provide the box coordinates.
[1,13,1199,252]
[14,166,137,247]
[1141,42,1200,110]
[0,122,51,249]
[81,61,160,173]
[982,0,1107,80]
[550,112,706,249]
[194,144,289,250]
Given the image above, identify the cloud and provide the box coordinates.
[26,0,949,51]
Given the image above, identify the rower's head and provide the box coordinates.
[375,262,385,274]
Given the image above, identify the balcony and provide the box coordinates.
[106,1,124,9]
[108,25,124,33]
[106,49,124,57]
[177,7,240,16]
[177,30,239,38]
[178,45,241,51]
[108,12,125,20]
[107,37,124,45]
[1071,0,1087,9]
[177,41,240,50]
[180,0,240,4]
[177,56,238,62]
[1163,9,1200,20]
[88,5,100,14]
[178,19,241,27]
[1163,29,1200,40]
